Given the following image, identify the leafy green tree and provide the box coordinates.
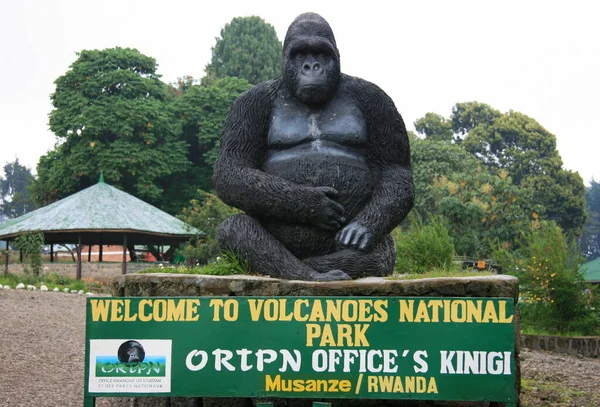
[451,101,501,141]
[460,109,586,234]
[0,159,36,218]
[581,180,600,260]
[157,77,253,214]
[410,137,480,216]
[203,16,282,85]
[414,113,454,142]
[34,48,189,209]
[432,168,536,257]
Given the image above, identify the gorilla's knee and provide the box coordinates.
[216,214,258,247]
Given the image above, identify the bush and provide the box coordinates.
[393,215,455,274]
[13,231,44,276]
[498,220,600,335]
[179,192,238,264]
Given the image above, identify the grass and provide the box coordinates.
[521,378,592,405]
[388,267,494,280]
[0,272,110,293]
[138,251,250,277]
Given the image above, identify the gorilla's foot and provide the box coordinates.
[310,269,351,281]
[303,234,396,279]
[217,214,322,281]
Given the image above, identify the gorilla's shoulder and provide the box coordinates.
[340,74,397,109]
[238,78,283,102]
[340,74,388,97]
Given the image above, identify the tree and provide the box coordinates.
[451,101,501,141]
[431,168,535,257]
[414,112,454,142]
[410,137,480,216]
[459,108,586,234]
[34,48,189,209]
[203,16,282,85]
[581,179,600,260]
[156,77,253,214]
[0,159,36,218]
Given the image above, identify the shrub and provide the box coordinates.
[13,231,44,276]
[498,220,600,335]
[393,215,455,274]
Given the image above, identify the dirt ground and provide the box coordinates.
[0,289,598,407]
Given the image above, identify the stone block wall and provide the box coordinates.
[521,334,600,358]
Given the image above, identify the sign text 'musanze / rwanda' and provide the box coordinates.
[84,296,517,403]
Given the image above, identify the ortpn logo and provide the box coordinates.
[88,339,172,393]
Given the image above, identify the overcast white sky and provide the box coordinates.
[0,0,598,184]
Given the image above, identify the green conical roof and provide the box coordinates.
[0,181,200,240]
[580,258,600,283]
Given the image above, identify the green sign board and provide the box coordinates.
[84,296,517,403]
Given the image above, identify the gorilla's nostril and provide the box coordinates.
[303,64,311,71]
[313,63,320,71]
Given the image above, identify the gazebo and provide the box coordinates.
[0,176,200,278]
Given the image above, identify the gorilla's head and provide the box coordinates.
[282,13,341,106]
[117,340,145,364]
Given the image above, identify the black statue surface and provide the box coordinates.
[213,13,414,281]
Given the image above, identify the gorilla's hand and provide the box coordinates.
[306,186,345,231]
[337,221,372,251]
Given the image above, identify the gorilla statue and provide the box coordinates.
[213,13,414,281]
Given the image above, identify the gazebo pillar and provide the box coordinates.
[50,244,54,263]
[99,234,103,262]
[122,235,127,275]
[76,235,82,280]
[4,240,8,275]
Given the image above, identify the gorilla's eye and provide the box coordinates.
[295,53,306,60]
[318,53,327,59]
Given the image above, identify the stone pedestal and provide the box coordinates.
[101,274,520,407]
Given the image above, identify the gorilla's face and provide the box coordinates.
[282,13,341,106]
[117,340,145,364]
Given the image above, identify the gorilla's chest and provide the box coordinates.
[267,97,368,157]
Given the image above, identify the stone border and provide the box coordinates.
[521,334,600,358]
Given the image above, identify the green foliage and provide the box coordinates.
[0,159,36,218]
[497,220,600,335]
[204,16,282,85]
[393,215,454,274]
[34,47,189,209]
[179,192,239,264]
[459,108,586,235]
[451,101,501,140]
[140,251,249,276]
[580,179,600,260]
[13,231,44,276]
[432,168,536,257]
[410,137,480,217]
[414,113,454,142]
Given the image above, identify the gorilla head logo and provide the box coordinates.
[117,340,145,364]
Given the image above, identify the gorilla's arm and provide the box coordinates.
[213,82,344,230]
[338,77,414,249]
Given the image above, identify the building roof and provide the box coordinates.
[580,258,600,283]
[0,178,200,245]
